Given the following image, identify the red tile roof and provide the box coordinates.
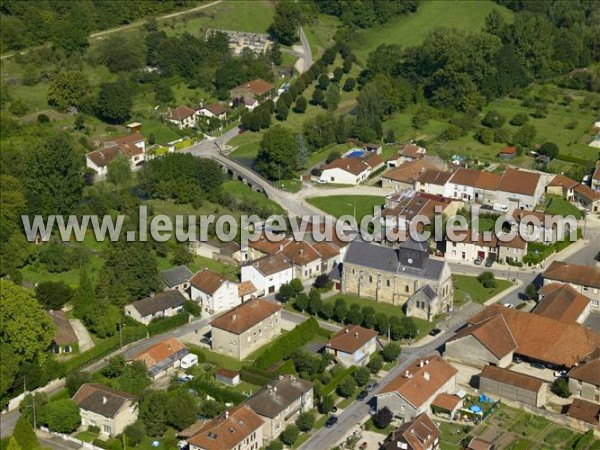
[497,168,541,196]
[326,325,377,354]
[480,365,544,392]
[382,414,440,450]
[574,183,600,201]
[431,393,462,412]
[111,133,145,157]
[449,168,501,190]
[237,281,257,297]
[202,103,226,116]
[567,348,600,386]
[534,283,591,323]
[210,298,281,334]
[544,261,600,289]
[382,160,441,183]
[86,146,122,168]
[131,338,185,368]
[47,310,78,345]
[232,79,273,96]
[190,269,230,295]
[281,241,320,265]
[416,169,453,186]
[549,174,578,189]
[567,398,600,426]
[249,253,292,276]
[398,144,425,158]
[499,146,517,155]
[167,105,197,121]
[322,157,372,176]
[448,314,517,359]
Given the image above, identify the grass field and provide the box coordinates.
[222,180,284,214]
[350,1,514,63]
[306,195,384,220]
[453,274,513,305]
[542,195,584,219]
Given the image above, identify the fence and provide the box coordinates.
[39,427,103,449]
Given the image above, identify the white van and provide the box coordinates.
[493,203,509,213]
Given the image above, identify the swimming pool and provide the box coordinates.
[346,149,365,158]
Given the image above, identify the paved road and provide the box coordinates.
[298,26,313,73]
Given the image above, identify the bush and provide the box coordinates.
[525,283,538,301]
[326,150,341,163]
[538,142,559,159]
[475,128,494,145]
[147,312,189,336]
[124,422,145,447]
[281,424,299,446]
[37,114,50,124]
[253,317,319,370]
[509,112,529,126]
[296,411,315,432]
[321,367,356,397]
[314,274,330,289]
[381,343,401,362]
[353,366,371,387]
[374,407,393,429]
[477,271,497,289]
[266,441,284,450]
[367,353,383,374]
[551,378,571,398]
[42,399,81,433]
[336,376,356,398]
[319,394,335,414]
[183,300,201,317]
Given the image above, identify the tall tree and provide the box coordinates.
[96,79,134,124]
[47,71,90,112]
[141,390,169,437]
[270,2,305,45]
[41,399,81,433]
[13,415,40,449]
[255,126,298,180]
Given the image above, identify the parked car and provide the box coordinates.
[325,416,338,428]
[553,370,567,378]
[530,361,546,370]
[493,203,509,213]
[366,384,375,392]
[474,256,483,265]
[368,407,377,416]
[513,356,522,364]
[503,303,514,308]
[357,390,368,401]
[429,328,442,337]
[485,258,494,267]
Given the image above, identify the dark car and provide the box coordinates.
[325,415,338,428]
[429,328,442,337]
[530,361,546,370]
[485,258,494,267]
[357,390,368,401]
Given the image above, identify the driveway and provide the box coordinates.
[70,319,94,352]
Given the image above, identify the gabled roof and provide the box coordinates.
[322,157,371,176]
[326,325,378,354]
[161,265,193,287]
[129,290,186,318]
[378,355,457,409]
[364,153,384,169]
[534,283,591,323]
[248,253,292,277]
[130,338,187,370]
[382,160,440,183]
[238,280,257,297]
[86,146,123,168]
[73,383,135,419]
[231,79,273,96]
[382,413,440,450]
[312,241,340,260]
[410,285,438,305]
[497,168,541,196]
[190,269,232,295]
[567,398,600,426]
[249,234,291,255]
[47,310,78,345]
[281,241,320,265]
[499,146,517,155]
[467,305,600,367]
[110,133,145,157]
[544,261,600,289]
[210,298,281,335]
[415,169,453,186]
[431,393,462,412]
[573,183,600,201]
[549,174,578,189]
[480,365,544,392]
[593,162,600,182]
[448,168,501,190]
[245,375,313,419]
[398,144,425,158]
[167,105,197,121]
[567,347,600,386]
[448,314,517,359]
[201,103,226,115]
[187,405,264,450]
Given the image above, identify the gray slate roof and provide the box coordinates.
[161,265,193,287]
[410,285,438,304]
[344,240,446,281]
[130,290,185,317]
[245,376,313,419]
[73,384,135,418]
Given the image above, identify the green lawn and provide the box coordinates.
[21,253,105,287]
[222,180,284,214]
[137,118,181,145]
[453,274,513,305]
[363,417,396,436]
[542,195,584,219]
[351,1,514,63]
[74,431,98,443]
[439,422,472,450]
[187,345,245,371]
[188,255,240,279]
[306,195,384,220]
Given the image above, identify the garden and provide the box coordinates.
[452,273,513,306]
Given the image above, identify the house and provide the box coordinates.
[192,240,242,263]
[312,241,341,274]
[364,142,382,154]
[397,144,426,164]
[445,231,498,263]
[243,97,259,111]
[496,233,528,264]
[341,239,453,312]
[431,393,463,419]
[445,314,517,368]
[414,169,453,196]
[498,146,517,160]
[47,310,78,354]
[166,106,200,129]
[444,168,501,205]
[238,280,258,302]
[567,348,600,404]
[325,325,378,367]
[245,375,314,441]
[129,338,189,379]
[495,168,545,210]
[452,304,600,368]
[479,365,546,407]
[210,298,282,360]
[190,269,240,316]
[406,285,442,323]
[381,413,440,450]
[375,354,457,421]
[543,261,600,311]
[73,384,137,437]
[198,103,227,120]
[567,398,600,428]
[546,174,578,200]
[381,159,442,191]
[592,162,600,193]
[240,253,293,296]
[533,283,591,324]
[230,79,274,102]
[85,133,146,177]
[511,210,569,243]
[281,241,321,281]
[186,406,264,450]
[161,265,193,297]
[319,157,372,185]
[215,368,241,386]
[246,234,291,260]
[572,183,600,212]
[125,291,186,325]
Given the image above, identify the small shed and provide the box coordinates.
[499,146,517,160]
[215,368,241,386]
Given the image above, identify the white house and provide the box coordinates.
[319,157,372,185]
[190,269,240,316]
[496,168,545,210]
[166,106,200,129]
[444,168,500,206]
[199,103,227,120]
[86,133,146,177]
[240,253,293,296]
[124,291,186,325]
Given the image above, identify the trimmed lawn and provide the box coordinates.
[453,274,513,305]
[306,195,384,220]
[21,254,105,287]
[137,118,180,145]
[74,431,98,443]
[187,345,245,371]
[188,255,240,279]
[542,195,584,219]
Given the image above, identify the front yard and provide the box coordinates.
[452,274,513,305]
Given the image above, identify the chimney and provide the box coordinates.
[232,313,237,322]
[225,411,229,419]
[150,292,155,298]
[279,244,284,251]
[345,328,349,333]
[299,248,304,256]
[423,371,430,381]
[355,332,359,339]
[425,359,429,365]
[419,360,424,367]
[404,370,412,378]
[102,396,107,405]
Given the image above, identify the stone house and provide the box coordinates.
[414,169,453,196]
[160,265,193,298]
[190,269,240,316]
[568,348,600,404]
[375,355,457,422]
[240,253,293,296]
[73,384,138,437]
[444,168,501,206]
[381,159,441,191]
[198,103,227,120]
[406,285,441,323]
[245,375,314,441]
[546,174,578,201]
[543,261,600,312]
[479,365,547,408]
[210,298,282,360]
[47,310,79,354]
[281,241,322,281]
[124,290,186,325]
[567,398,600,428]
[319,157,372,185]
[325,325,378,367]
[534,283,591,324]
[342,239,453,312]
[495,168,545,210]
[381,413,441,450]
[166,105,200,129]
[85,133,146,177]
[229,79,274,102]
[573,183,600,213]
